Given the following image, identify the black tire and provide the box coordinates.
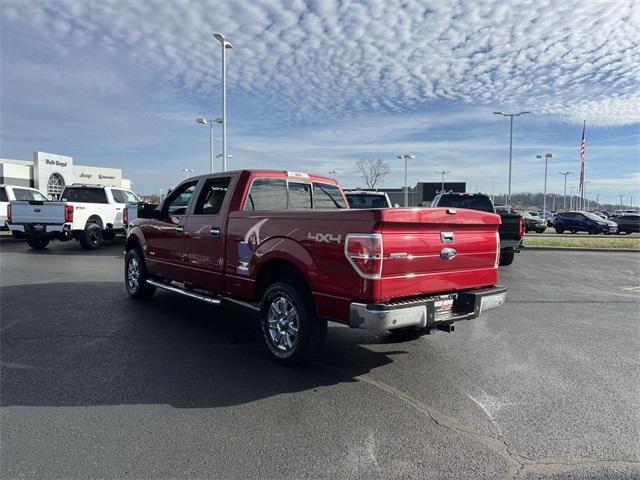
[570,230,577,234]
[499,250,515,266]
[555,227,565,234]
[79,223,103,250]
[26,236,49,249]
[536,228,546,234]
[260,281,327,365]
[588,226,599,235]
[124,248,156,299]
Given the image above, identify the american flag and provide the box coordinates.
[579,121,586,193]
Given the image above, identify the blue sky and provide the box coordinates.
[1,0,639,204]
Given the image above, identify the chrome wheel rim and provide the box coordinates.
[267,296,299,352]
[127,257,140,291]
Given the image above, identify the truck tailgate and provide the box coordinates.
[499,213,522,240]
[378,208,500,301]
[9,201,65,224]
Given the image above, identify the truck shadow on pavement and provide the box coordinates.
[1,281,407,409]
[0,237,125,257]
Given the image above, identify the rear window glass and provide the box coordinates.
[313,183,346,209]
[435,194,494,213]
[0,187,8,202]
[346,193,388,208]
[13,188,48,201]
[61,188,108,204]
[288,182,312,209]
[244,179,288,211]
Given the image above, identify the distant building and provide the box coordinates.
[368,182,467,207]
[0,151,131,199]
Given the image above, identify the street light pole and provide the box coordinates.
[569,186,575,210]
[491,181,495,204]
[558,171,573,211]
[213,33,232,172]
[536,153,553,219]
[436,170,451,194]
[398,154,415,207]
[493,111,531,213]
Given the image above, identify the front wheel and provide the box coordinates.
[26,236,49,249]
[79,223,103,250]
[125,248,156,299]
[499,250,515,266]
[588,226,599,235]
[536,228,546,234]
[261,282,327,365]
[555,227,565,234]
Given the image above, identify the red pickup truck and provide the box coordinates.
[125,170,506,364]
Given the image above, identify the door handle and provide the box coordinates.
[176,225,185,236]
[210,226,221,238]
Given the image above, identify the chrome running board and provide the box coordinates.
[146,279,221,305]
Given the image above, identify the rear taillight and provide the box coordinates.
[65,204,74,223]
[7,203,12,223]
[123,206,128,226]
[495,231,500,269]
[344,234,383,279]
[519,217,526,237]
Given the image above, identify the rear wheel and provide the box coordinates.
[499,250,515,266]
[79,223,103,250]
[26,236,49,249]
[261,281,327,365]
[588,226,599,235]
[536,228,546,234]
[555,227,565,234]
[125,248,155,299]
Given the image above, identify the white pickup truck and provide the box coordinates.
[1,184,50,231]
[7,184,140,250]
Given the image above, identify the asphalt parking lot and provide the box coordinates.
[1,239,639,479]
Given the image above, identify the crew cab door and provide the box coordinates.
[144,181,197,281]
[182,176,233,292]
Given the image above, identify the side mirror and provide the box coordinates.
[137,202,161,219]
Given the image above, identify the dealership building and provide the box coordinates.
[0,151,131,199]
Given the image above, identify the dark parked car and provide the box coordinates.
[517,211,547,233]
[553,211,618,234]
[612,214,640,234]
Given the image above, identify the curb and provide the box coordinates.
[523,246,639,253]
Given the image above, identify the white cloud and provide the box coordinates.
[3,0,639,126]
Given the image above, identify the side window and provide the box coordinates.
[164,182,197,216]
[194,177,231,215]
[61,188,108,203]
[111,189,127,204]
[313,183,346,209]
[288,182,312,209]
[244,178,288,211]
[0,188,7,202]
[125,191,140,205]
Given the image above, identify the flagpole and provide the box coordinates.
[579,121,586,210]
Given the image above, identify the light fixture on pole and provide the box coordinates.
[435,170,451,194]
[329,170,341,180]
[558,171,573,211]
[216,153,232,169]
[213,33,232,172]
[397,154,415,207]
[493,111,531,212]
[182,168,194,176]
[196,117,214,173]
[536,153,553,219]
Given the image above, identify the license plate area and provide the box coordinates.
[434,294,457,321]
[30,224,46,233]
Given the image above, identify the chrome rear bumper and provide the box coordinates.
[349,286,507,330]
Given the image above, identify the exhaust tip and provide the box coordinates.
[436,324,455,333]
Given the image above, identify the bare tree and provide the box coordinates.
[356,158,390,189]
